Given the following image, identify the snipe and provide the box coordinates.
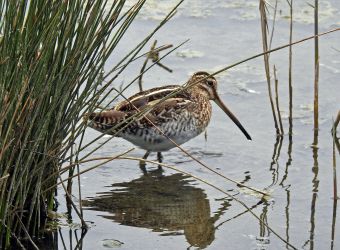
[85,71,251,170]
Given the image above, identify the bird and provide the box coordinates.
[85,71,251,170]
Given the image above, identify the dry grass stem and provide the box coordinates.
[314,0,319,135]
[287,0,294,135]
[273,65,284,135]
[259,0,280,135]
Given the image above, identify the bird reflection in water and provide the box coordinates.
[83,172,231,248]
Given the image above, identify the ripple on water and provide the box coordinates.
[107,0,338,26]
[207,64,265,95]
[116,0,221,20]
[176,49,205,59]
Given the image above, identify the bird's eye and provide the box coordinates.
[207,80,214,87]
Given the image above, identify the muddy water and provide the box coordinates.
[54,1,340,249]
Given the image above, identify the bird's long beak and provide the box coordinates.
[213,92,252,140]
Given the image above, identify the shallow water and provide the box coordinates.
[52,1,340,249]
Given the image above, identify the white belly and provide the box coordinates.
[121,120,206,152]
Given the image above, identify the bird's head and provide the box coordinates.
[187,71,252,140]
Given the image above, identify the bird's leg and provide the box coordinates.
[139,151,150,173]
[157,152,163,162]
[157,152,163,171]
[143,151,151,160]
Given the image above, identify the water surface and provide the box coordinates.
[54,1,340,249]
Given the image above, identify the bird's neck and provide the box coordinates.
[186,84,210,100]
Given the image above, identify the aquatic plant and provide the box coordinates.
[0,0,181,247]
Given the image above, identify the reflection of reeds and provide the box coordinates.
[268,135,283,187]
[306,146,319,249]
[280,101,294,247]
[331,197,338,250]
[258,202,270,246]
[332,122,338,200]
[331,121,338,249]
[284,187,291,248]
[308,116,320,250]
[36,227,87,250]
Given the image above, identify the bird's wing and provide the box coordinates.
[114,85,183,112]
[85,85,195,132]
[138,97,196,126]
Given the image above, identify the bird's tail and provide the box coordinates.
[84,110,127,135]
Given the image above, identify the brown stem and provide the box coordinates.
[313,0,319,136]
[259,0,280,135]
[288,0,293,135]
[273,65,284,134]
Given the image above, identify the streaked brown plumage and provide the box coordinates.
[85,71,251,164]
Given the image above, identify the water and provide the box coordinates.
[51,1,340,249]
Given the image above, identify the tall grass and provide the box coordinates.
[287,0,293,136]
[313,0,319,137]
[0,0,182,247]
[259,0,281,135]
